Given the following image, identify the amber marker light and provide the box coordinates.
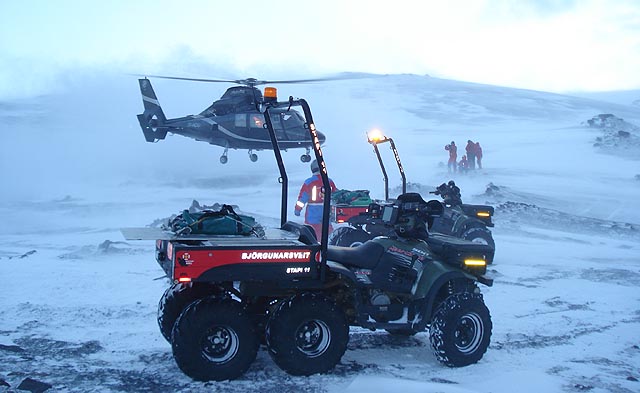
[464,259,486,267]
[264,87,277,101]
[477,211,491,217]
[178,276,192,283]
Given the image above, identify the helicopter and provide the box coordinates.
[136,75,337,164]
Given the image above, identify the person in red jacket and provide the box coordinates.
[458,155,469,173]
[294,160,337,239]
[445,141,457,173]
[475,142,483,169]
[466,140,477,170]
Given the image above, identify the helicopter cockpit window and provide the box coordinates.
[281,112,305,128]
[259,111,287,139]
[235,114,247,127]
[250,115,264,129]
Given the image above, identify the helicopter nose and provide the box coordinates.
[317,130,327,145]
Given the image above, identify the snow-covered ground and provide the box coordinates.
[1,73,639,392]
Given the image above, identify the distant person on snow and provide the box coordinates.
[475,142,483,169]
[445,141,457,173]
[466,140,477,170]
[458,155,469,173]
[446,180,463,205]
[434,180,463,206]
[294,159,337,240]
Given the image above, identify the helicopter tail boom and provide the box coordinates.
[137,78,168,142]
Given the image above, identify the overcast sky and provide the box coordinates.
[1,0,639,95]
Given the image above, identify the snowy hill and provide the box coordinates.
[0,71,639,392]
[571,89,640,107]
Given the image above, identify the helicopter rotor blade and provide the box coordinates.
[133,74,238,83]
[134,73,380,86]
[256,74,370,85]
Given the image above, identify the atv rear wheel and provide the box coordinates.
[429,292,491,367]
[171,298,258,381]
[157,282,217,342]
[266,293,348,376]
[328,226,372,247]
[461,226,495,263]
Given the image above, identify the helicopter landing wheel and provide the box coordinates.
[300,154,311,163]
[220,155,228,164]
[249,151,258,162]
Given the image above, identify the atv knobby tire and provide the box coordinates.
[429,292,491,367]
[171,298,258,381]
[266,293,349,376]
[158,282,217,342]
[461,226,495,263]
[328,226,372,247]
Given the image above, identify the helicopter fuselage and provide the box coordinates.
[136,78,326,163]
[159,109,325,150]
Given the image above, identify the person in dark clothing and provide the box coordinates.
[434,180,462,206]
[466,140,476,170]
[445,180,462,205]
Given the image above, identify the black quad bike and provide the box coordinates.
[427,181,495,260]
[328,134,495,262]
[122,93,494,381]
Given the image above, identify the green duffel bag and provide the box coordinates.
[169,204,257,236]
[331,189,372,206]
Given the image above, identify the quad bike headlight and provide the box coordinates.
[463,258,487,275]
[464,258,486,267]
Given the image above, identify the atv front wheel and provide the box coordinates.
[461,226,495,263]
[328,226,372,247]
[429,292,491,367]
[157,282,217,342]
[171,298,258,381]
[266,293,349,376]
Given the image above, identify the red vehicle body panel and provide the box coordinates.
[331,205,368,224]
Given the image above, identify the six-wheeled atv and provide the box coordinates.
[122,92,495,381]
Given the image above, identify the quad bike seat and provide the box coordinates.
[327,241,385,269]
[281,221,318,245]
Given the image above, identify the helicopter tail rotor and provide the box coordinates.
[137,78,168,142]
